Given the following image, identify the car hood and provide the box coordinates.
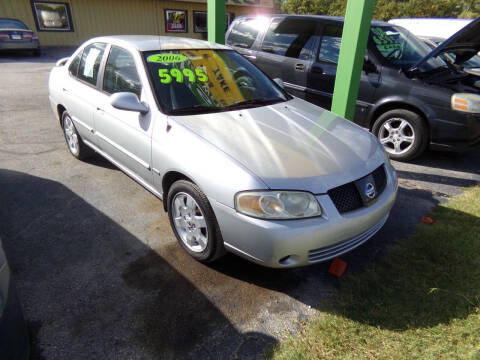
[170,98,385,194]
[412,16,480,70]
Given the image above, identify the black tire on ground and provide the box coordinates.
[33,49,41,57]
[167,180,225,263]
[372,109,428,161]
[61,111,94,160]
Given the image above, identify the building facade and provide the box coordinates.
[0,0,274,46]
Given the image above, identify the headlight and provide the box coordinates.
[235,191,321,219]
[451,93,480,113]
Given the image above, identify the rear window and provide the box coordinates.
[318,25,343,64]
[77,43,106,86]
[0,19,28,30]
[69,51,82,76]
[227,18,266,49]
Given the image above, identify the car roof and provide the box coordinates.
[232,14,390,27]
[87,35,231,52]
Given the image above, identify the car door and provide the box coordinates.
[94,45,153,186]
[255,17,319,99]
[62,42,107,142]
[307,23,380,121]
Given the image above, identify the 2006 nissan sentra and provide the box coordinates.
[48,36,398,268]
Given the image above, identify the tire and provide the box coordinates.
[33,49,41,57]
[372,109,428,161]
[167,180,225,263]
[61,111,94,160]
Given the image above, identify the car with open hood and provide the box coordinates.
[227,15,480,160]
[48,36,397,268]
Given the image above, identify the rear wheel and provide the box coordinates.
[167,180,225,263]
[372,109,428,161]
[62,111,94,160]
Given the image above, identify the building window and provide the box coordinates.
[31,1,74,32]
[193,11,207,33]
[193,11,235,33]
[165,9,188,33]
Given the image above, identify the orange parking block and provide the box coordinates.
[328,258,347,277]
[421,216,436,224]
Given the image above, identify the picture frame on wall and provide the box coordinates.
[193,11,235,33]
[164,9,188,33]
[30,1,74,32]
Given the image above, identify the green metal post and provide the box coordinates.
[331,0,375,120]
[207,0,226,44]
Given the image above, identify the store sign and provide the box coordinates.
[165,9,187,33]
[175,0,274,7]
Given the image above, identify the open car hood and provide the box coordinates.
[411,16,480,70]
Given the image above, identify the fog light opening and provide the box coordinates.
[278,255,299,266]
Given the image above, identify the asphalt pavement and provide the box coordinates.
[0,48,479,360]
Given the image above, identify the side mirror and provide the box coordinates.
[273,77,285,89]
[363,56,377,74]
[110,92,149,114]
[56,57,70,67]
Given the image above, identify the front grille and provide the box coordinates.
[327,182,363,213]
[328,165,387,214]
[372,165,387,194]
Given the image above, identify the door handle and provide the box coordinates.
[311,65,324,74]
[62,87,69,92]
[96,107,104,112]
[244,54,256,60]
[295,63,306,71]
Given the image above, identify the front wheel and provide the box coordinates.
[167,180,225,263]
[372,109,428,161]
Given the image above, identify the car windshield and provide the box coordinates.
[143,49,288,115]
[371,26,447,71]
[430,39,480,68]
[0,19,28,30]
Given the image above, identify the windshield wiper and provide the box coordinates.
[224,98,284,110]
[170,105,222,115]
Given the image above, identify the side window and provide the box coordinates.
[77,43,106,86]
[318,25,343,64]
[261,18,317,59]
[226,18,261,49]
[68,51,82,76]
[103,46,142,97]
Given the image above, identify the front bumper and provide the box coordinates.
[211,162,398,268]
[430,113,480,152]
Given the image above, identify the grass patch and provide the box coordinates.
[269,186,480,360]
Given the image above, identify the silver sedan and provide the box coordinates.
[48,36,398,268]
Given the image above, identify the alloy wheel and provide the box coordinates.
[64,115,79,155]
[172,192,209,253]
[378,117,415,155]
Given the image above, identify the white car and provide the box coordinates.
[49,36,397,268]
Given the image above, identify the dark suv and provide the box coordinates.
[226,15,480,160]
